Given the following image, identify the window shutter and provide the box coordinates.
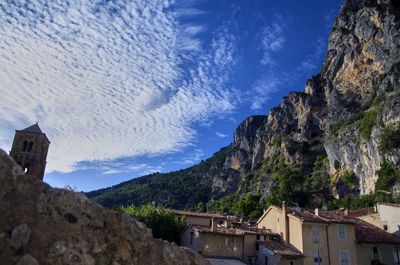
[338,225,346,240]
[340,251,350,265]
[312,226,320,243]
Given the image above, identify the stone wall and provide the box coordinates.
[0,149,209,265]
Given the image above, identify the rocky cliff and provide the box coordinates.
[0,150,209,265]
[87,0,400,210]
[222,0,400,197]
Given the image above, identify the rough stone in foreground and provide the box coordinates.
[0,149,209,265]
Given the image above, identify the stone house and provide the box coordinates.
[178,210,302,265]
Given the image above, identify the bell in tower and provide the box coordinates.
[9,123,50,181]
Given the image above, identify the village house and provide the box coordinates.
[335,203,400,237]
[177,210,302,265]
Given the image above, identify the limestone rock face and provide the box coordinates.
[220,0,400,197]
[0,150,209,265]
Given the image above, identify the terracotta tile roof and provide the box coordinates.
[351,218,400,244]
[172,210,225,219]
[259,240,303,259]
[286,207,354,224]
[328,207,377,218]
[191,225,276,236]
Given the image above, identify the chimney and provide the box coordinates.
[282,201,289,245]
[315,208,319,216]
[344,208,349,216]
[211,218,217,232]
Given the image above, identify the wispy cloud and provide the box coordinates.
[215,131,227,138]
[259,15,286,66]
[176,148,204,165]
[0,0,237,173]
[250,74,283,110]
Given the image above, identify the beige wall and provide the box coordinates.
[184,216,212,227]
[301,223,329,265]
[327,224,357,265]
[198,232,243,259]
[358,214,382,229]
[357,244,398,265]
[288,216,303,252]
[258,207,286,238]
[244,234,257,257]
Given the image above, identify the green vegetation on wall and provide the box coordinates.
[342,171,357,189]
[379,124,400,152]
[360,109,378,138]
[118,204,186,244]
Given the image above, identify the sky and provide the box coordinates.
[0,0,343,192]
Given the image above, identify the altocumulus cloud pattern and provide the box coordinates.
[0,0,236,172]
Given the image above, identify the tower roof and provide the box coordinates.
[19,123,43,134]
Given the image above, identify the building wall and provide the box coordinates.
[301,223,329,265]
[258,207,285,238]
[288,216,303,252]
[244,234,257,257]
[184,216,212,227]
[357,244,398,265]
[377,204,400,236]
[197,232,243,259]
[327,223,357,265]
[358,213,382,229]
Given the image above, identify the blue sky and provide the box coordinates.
[0,0,343,191]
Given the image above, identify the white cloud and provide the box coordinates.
[259,15,286,66]
[215,131,227,138]
[0,0,237,173]
[250,74,282,110]
[176,148,204,165]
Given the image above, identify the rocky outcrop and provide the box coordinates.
[0,150,209,265]
[221,0,400,196]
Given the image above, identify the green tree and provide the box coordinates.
[375,160,400,201]
[379,124,400,152]
[234,193,262,218]
[118,204,186,244]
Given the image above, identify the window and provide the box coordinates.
[394,248,400,264]
[373,247,382,262]
[190,232,194,245]
[22,141,28,151]
[27,141,33,152]
[384,225,388,231]
[340,250,350,265]
[313,250,322,265]
[225,238,230,247]
[290,261,296,265]
[312,226,320,243]
[257,235,260,240]
[338,225,346,240]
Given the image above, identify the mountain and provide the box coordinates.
[86,0,400,211]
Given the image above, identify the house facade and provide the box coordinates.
[257,203,357,265]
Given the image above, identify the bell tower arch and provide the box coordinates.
[9,123,50,181]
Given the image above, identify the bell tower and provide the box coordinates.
[9,123,50,181]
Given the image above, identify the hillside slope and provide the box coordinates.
[87,0,400,210]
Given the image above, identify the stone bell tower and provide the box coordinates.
[9,123,50,181]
